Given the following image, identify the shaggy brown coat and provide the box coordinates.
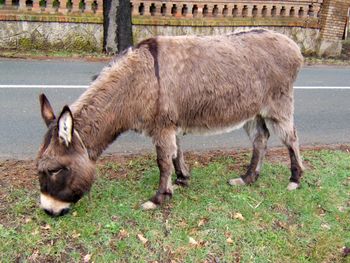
[37,29,304,215]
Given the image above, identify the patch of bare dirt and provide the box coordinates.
[0,144,349,194]
[0,160,38,199]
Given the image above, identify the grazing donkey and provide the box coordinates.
[37,29,304,216]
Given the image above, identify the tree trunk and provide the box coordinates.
[117,0,133,52]
[103,0,133,54]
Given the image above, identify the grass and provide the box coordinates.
[0,149,349,262]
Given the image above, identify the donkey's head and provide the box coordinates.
[37,94,95,216]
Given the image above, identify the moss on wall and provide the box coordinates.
[0,21,103,52]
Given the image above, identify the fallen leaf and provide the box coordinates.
[198,218,208,227]
[189,237,198,245]
[275,220,287,230]
[233,212,245,221]
[72,211,78,217]
[118,229,129,240]
[24,217,32,223]
[321,223,331,230]
[111,215,120,221]
[137,234,148,244]
[200,240,209,247]
[40,224,51,230]
[72,231,81,238]
[83,253,91,263]
[338,206,345,212]
[226,237,234,244]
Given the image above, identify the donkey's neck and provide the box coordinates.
[70,65,130,161]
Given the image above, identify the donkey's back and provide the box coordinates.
[148,29,303,135]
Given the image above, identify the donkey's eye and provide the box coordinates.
[48,168,63,175]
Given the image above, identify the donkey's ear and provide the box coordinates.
[39,94,56,127]
[58,106,74,147]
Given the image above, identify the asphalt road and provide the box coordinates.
[0,58,350,160]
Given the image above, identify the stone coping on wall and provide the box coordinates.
[0,12,103,23]
[0,11,320,28]
[132,16,320,28]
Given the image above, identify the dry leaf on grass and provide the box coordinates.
[188,237,198,245]
[72,231,81,238]
[226,237,234,244]
[338,206,345,212]
[321,223,331,230]
[233,212,245,221]
[118,229,129,240]
[40,224,51,230]
[197,218,208,227]
[83,254,91,263]
[137,234,148,244]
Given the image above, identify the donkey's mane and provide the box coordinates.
[72,48,132,111]
[70,48,138,160]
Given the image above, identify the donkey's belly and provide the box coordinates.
[179,119,251,136]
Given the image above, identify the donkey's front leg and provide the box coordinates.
[141,129,177,210]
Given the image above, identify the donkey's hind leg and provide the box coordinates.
[173,136,191,187]
[267,119,304,190]
[229,116,270,186]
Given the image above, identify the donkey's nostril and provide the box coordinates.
[43,208,70,217]
[59,208,70,216]
[44,208,54,216]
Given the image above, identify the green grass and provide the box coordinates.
[1,150,349,262]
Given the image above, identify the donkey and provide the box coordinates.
[37,29,304,216]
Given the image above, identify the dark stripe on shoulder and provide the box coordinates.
[137,38,160,81]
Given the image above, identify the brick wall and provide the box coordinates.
[318,0,350,56]
[320,0,349,40]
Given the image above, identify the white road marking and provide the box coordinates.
[0,85,350,89]
[294,86,350,89]
[0,85,88,88]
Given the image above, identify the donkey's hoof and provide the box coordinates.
[228,178,246,186]
[287,182,299,191]
[141,201,158,210]
[175,178,190,187]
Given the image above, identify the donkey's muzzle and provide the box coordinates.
[44,207,70,217]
